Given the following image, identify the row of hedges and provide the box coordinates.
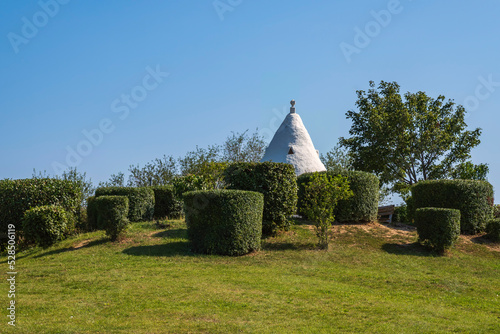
[411,180,494,234]
[94,187,154,222]
[183,190,264,256]
[151,185,182,219]
[297,171,379,223]
[0,178,82,247]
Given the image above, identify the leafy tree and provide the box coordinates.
[178,145,220,176]
[128,155,178,187]
[301,173,352,249]
[450,161,489,181]
[320,144,354,174]
[341,81,481,193]
[223,130,266,163]
[98,172,126,188]
[33,167,94,204]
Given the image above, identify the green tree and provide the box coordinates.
[178,145,220,176]
[450,161,489,180]
[302,173,352,249]
[320,144,354,174]
[128,155,178,186]
[98,172,126,188]
[341,81,481,193]
[223,130,266,163]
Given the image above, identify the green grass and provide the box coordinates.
[2,219,500,333]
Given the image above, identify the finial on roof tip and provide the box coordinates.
[290,99,296,113]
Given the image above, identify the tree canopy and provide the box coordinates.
[340,81,482,193]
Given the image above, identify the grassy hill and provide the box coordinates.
[2,219,499,333]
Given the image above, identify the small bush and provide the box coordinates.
[301,173,352,249]
[151,185,183,219]
[0,178,82,245]
[95,187,154,222]
[224,162,297,235]
[22,205,70,247]
[486,219,500,242]
[298,171,379,223]
[412,179,494,234]
[183,190,264,256]
[94,196,129,241]
[393,204,408,223]
[415,207,461,253]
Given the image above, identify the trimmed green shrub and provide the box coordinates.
[393,204,408,223]
[486,219,500,242]
[298,171,379,223]
[86,196,99,231]
[415,207,461,253]
[183,190,264,256]
[22,205,70,247]
[151,185,183,219]
[94,196,129,241]
[411,180,494,234]
[224,162,297,235]
[0,178,82,245]
[95,187,154,222]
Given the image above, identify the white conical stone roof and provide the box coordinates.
[261,100,326,176]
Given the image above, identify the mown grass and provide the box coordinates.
[2,219,499,333]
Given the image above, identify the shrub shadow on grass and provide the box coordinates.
[151,229,186,239]
[381,242,435,257]
[122,241,193,257]
[32,238,109,259]
[261,240,316,251]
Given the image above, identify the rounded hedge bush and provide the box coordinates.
[0,178,82,245]
[95,187,154,222]
[415,207,461,253]
[223,162,297,235]
[183,190,264,256]
[22,205,70,247]
[486,219,500,242]
[411,179,494,234]
[151,185,183,219]
[297,171,379,223]
[94,196,129,241]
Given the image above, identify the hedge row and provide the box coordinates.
[0,178,82,245]
[95,187,154,222]
[412,179,494,234]
[297,171,379,223]
[22,205,71,248]
[415,207,461,253]
[183,190,264,256]
[223,162,297,235]
[486,219,500,242]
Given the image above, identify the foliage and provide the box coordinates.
[298,171,379,223]
[486,219,500,242]
[33,167,94,204]
[222,129,266,163]
[494,204,500,219]
[301,173,353,249]
[192,161,229,190]
[450,161,489,180]
[22,205,70,247]
[183,190,264,256]
[95,187,154,222]
[151,185,183,219]
[98,172,126,188]
[340,80,482,193]
[178,145,221,176]
[415,207,461,253]
[94,196,129,241]
[411,179,494,234]
[0,178,82,245]
[393,204,408,223]
[128,155,178,187]
[224,162,298,235]
[320,144,354,174]
[86,196,99,231]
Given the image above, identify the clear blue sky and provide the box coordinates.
[1,0,499,203]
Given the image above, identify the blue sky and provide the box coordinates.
[1,0,499,203]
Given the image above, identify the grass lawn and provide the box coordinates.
[2,219,500,333]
